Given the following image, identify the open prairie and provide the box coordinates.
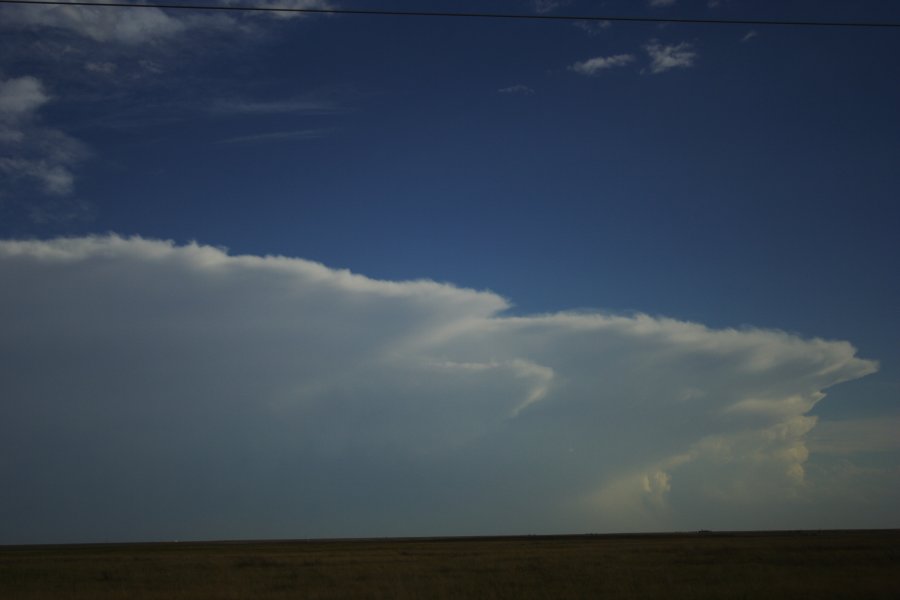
[1,530,898,599]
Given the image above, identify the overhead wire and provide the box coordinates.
[1,0,900,29]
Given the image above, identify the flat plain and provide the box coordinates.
[1,530,898,599]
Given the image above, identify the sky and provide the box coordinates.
[1,0,898,544]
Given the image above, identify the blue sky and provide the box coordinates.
[1,0,899,543]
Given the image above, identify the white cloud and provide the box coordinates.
[742,30,758,43]
[569,54,636,76]
[221,0,335,19]
[0,76,49,117]
[218,128,331,144]
[0,0,336,45]
[573,20,611,35]
[212,98,341,115]
[85,61,117,75]
[0,76,87,197]
[0,157,74,195]
[1,0,189,44]
[498,84,535,95]
[649,0,677,6]
[139,59,164,74]
[0,235,884,543]
[532,0,566,14]
[645,40,697,74]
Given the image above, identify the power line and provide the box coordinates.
[2,0,900,29]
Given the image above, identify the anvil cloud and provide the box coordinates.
[0,236,881,543]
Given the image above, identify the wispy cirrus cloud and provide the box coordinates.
[569,54,636,76]
[531,0,569,14]
[645,40,697,73]
[84,61,117,75]
[0,3,338,221]
[0,235,882,543]
[0,0,190,44]
[217,128,332,144]
[498,84,535,95]
[0,76,88,197]
[212,98,342,115]
[573,20,611,35]
[220,0,336,20]
[0,0,333,44]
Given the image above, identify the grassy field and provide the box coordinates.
[1,530,898,599]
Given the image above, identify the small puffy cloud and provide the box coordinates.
[0,235,883,543]
[742,30,758,43]
[645,40,697,73]
[498,84,535,95]
[569,54,636,76]
[573,20,611,35]
[0,76,87,197]
[649,0,677,6]
[0,76,48,118]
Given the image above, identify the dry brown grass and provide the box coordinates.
[1,530,898,599]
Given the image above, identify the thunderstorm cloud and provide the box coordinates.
[0,236,882,542]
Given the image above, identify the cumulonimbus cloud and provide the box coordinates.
[0,236,880,542]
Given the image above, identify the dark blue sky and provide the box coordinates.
[1,0,898,542]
